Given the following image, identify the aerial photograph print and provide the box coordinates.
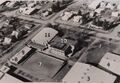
[0,0,120,83]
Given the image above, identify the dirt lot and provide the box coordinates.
[14,52,65,82]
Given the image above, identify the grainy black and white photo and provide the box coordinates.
[0,0,120,83]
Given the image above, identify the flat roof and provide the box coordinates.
[14,52,65,81]
[62,62,116,83]
[50,36,70,51]
[88,0,102,9]
[99,52,120,75]
[0,72,23,83]
[31,27,58,46]
[10,46,31,64]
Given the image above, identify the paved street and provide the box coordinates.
[97,25,120,41]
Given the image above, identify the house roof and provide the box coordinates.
[111,11,119,17]
[62,62,116,83]
[3,37,12,45]
[88,0,102,9]
[117,4,120,10]
[11,31,19,38]
[23,7,36,15]
[73,15,82,23]
[95,8,104,14]
[50,36,70,51]
[106,3,114,10]
[61,12,73,21]
[99,52,120,76]
[31,27,58,46]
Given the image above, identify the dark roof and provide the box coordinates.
[50,36,70,51]
[28,41,46,50]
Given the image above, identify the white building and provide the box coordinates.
[19,6,36,15]
[0,72,23,83]
[89,0,117,10]
[11,31,19,38]
[61,12,73,21]
[111,11,119,17]
[42,11,50,17]
[10,46,31,64]
[88,0,102,9]
[73,15,82,23]
[99,52,120,76]
[95,8,104,14]
[0,65,10,73]
[3,37,12,45]
[19,7,27,13]
[62,62,116,83]
[106,3,114,10]
[31,28,58,46]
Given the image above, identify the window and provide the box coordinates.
[45,33,50,37]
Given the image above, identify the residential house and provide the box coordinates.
[106,2,114,10]
[88,0,102,9]
[42,8,53,17]
[3,37,12,45]
[19,3,37,15]
[61,12,73,21]
[73,15,82,23]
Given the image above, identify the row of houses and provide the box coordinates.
[0,1,24,12]
[18,1,55,16]
[89,0,120,10]
[60,8,87,23]
[18,0,73,18]
[18,2,39,15]
[88,0,120,30]
[0,17,35,51]
[59,0,120,31]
